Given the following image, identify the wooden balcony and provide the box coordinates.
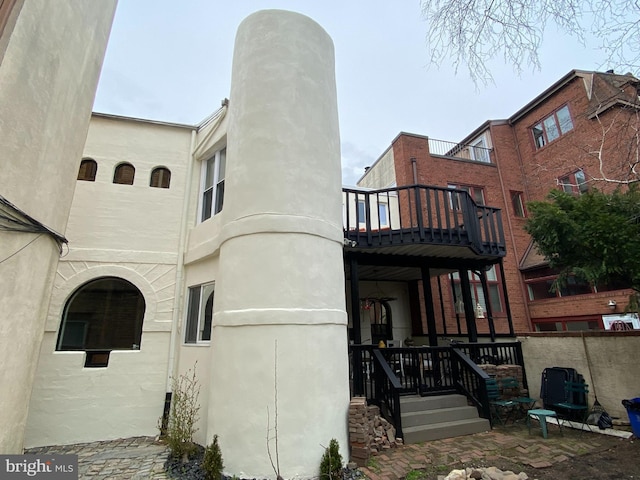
[343,185,506,260]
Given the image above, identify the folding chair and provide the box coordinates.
[552,380,591,431]
[500,377,537,419]
[486,378,516,426]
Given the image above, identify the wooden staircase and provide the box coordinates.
[400,394,490,444]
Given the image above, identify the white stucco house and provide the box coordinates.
[6,6,522,479]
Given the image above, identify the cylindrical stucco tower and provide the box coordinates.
[208,9,349,478]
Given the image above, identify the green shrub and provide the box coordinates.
[202,435,224,480]
[320,439,343,480]
[165,365,200,461]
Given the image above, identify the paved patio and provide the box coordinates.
[24,423,627,479]
[359,423,626,480]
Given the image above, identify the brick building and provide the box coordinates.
[358,69,640,334]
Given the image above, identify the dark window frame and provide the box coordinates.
[56,277,145,354]
[184,283,214,344]
[77,158,97,182]
[113,162,135,185]
[150,166,171,188]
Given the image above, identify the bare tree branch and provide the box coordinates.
[420,0,640,83]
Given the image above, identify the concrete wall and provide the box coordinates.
[24,116,193,447]
[519,331,640,420]
[357,148,396,189]
[0,0,117,453]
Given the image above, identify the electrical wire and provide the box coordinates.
[0,194,68,254]
[0,234,43,264]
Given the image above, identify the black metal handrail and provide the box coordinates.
[343,184,505,256]
[449,348,492,422]
[371,349,403,439]
[349,342,526,432]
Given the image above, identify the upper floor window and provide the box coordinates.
[532,105,574,149]
[470,138,490,163]
[357,200,366,226]
[200,148,226,222]
[451,266,504,314]
[113,162,135,185]
[150,167,171,189]
[77,158,97,181]
[511,191,527,217]
[559,169,588,195]
[56,277,145,352]
[448,184,485,210]
[524,268,593,300]
[184,283,214,344]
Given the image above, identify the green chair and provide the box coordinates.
[486,378,516,425]
[551,380,591,431]
[500,377,537,418]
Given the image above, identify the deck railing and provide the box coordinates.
[343,185,505,256]
[349,342,526,433]
[428,138,493,163]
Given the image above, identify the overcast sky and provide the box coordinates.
[93,0,613,186]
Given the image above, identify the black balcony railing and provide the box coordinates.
[343,184,505,256]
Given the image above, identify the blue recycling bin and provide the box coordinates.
[622,397,640,437]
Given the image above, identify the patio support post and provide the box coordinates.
[437,276,448,335]
[499,260,515,336]
[458,268,478,342]
[349,255,363,395]
[421,266,439,346]
[478,269,496,342]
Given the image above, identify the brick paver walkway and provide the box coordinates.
[25,436,168,479]
[23,424,625,480]
[359,424,623,480]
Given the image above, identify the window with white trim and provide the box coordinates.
[378,202,389,228]
[451,266,504,314]
[184,283,214,344]
[532,105,574,149]
[470,138,490,163]
[200,148,226,222]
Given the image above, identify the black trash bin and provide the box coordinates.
[622,397,640,437]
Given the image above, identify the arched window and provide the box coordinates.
[56,277,145,352]
[77,158,97,181]
[113,163,135,185]
[150,167,171,188]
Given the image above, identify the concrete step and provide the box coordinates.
[403,417,491,444]
[401,405,479,428]
[400,394,468,413]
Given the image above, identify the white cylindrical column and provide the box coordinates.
[208,10,349,478]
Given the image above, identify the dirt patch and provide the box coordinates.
[518,436,639,480]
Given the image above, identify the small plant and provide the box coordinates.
[165,364,201,462]
[404,470,427,480]
[366,457,380,473]
[202,435,224,480]
[320,439,343,480]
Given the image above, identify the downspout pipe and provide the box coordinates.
[165,128,197,392]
